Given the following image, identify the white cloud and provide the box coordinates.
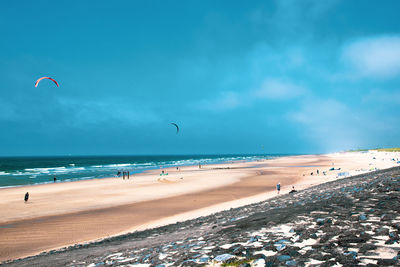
[287,97,400,152]
[254,78,306,100]
[342,36,400,78]
[197,78,307,112]
[196,91,244,111]
[361,89,400,104]
[287,99,365,151]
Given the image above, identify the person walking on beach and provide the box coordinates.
[128,171,130,179]
[276,183,281,194]
[24,192,29,202]
[53,176,57,183]
[123,171,125,180]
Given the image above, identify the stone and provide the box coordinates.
[285,260,296,266]
[214,254,235,262]
[252,258,265,267]
[274,244,286,252]
[277,255,291,262]
[344,251,357,259]
[359,215,367,221]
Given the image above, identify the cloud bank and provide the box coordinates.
[342,36,400,78]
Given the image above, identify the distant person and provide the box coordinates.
[24,192,29,202]
[53,176,57,183]
[123,171,125,180]
[276,183,281,194]
[128,171,130,179]
[289,186,297,194]
[117,171,121,177]
[317,170,319,175]
[199,164,201,169]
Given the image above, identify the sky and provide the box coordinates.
[0,0,400,156]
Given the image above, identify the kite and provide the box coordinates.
[170,123,179,134]
[35,77,59,87]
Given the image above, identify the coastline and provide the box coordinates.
[0,155,275,189]
[0,151,399,262]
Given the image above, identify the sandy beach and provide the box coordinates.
[0,151,399,262]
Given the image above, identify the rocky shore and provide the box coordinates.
[3,167,400,266]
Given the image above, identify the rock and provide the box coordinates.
[249,236,260,242]
[359,215,367,221]
[343,251,357,259]
[377,258,398,266]
[381,214,394,221]
[214,254,235,262]
[232,244,246,255]
[274,244,286,252]
[277,255,291,262]
[252,258,265,267]
[310,233,318,239]
[338,235,366,246]
[275,239,290,244]
[285,260,296,266]
[286,248,301,257]
[376,227,390,235]
[199,256,209,263]
[359,243,377,253]
[389,231,399,240]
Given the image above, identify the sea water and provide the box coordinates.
[0,154,282,188]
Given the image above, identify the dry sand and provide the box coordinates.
[0,151,399,262]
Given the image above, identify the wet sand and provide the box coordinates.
[0,152,398,262]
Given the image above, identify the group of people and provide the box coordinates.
[117,171,131,180]
[276,183,297,194]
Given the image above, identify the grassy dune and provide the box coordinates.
[349,148,400,152]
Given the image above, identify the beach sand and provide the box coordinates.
[0,151,399,262]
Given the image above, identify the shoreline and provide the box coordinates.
[0,154,278,189]
[0,151,399,262]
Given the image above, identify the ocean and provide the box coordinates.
[0,154,280,188]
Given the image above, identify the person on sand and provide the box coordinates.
[24,192,29,202]
[53,176,57,183]
[289,186,297,194]
[276,183,281,194]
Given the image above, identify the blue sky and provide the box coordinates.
[1,0,400,156]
